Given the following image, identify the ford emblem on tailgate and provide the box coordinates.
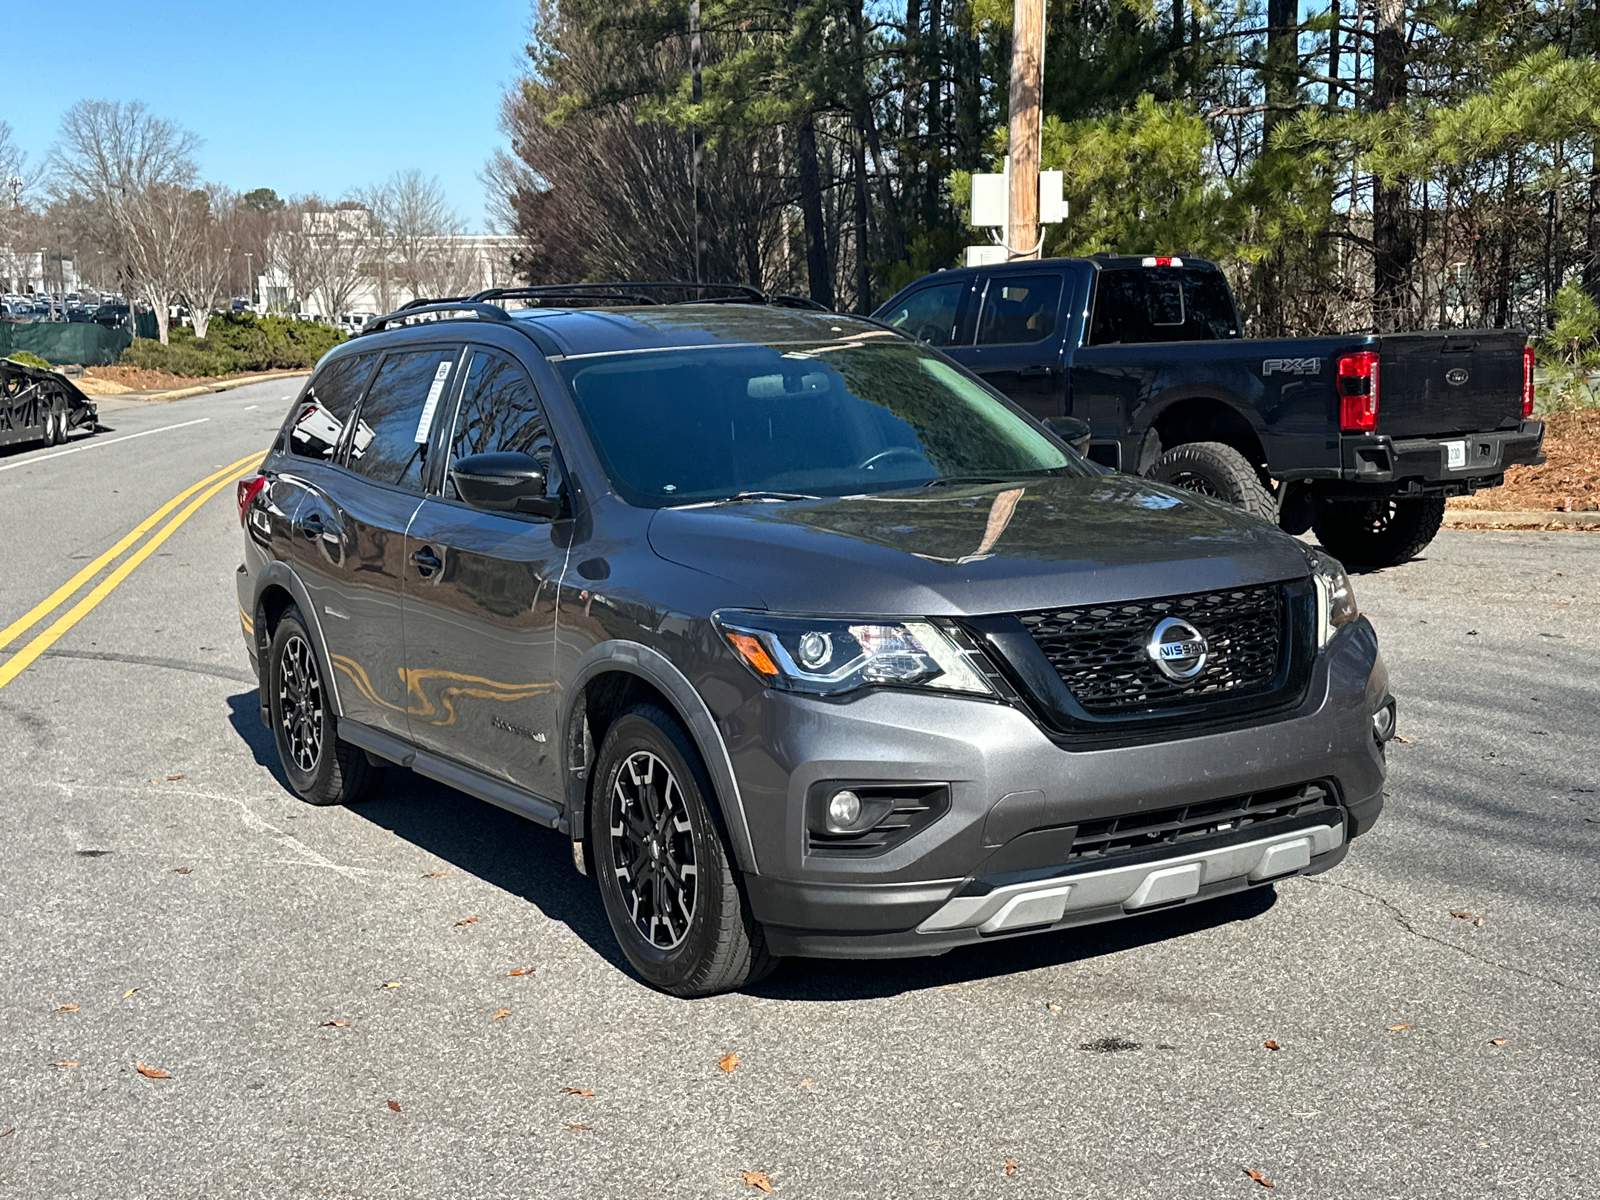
[1146,617,1210,681]
[1445,367,1469,386]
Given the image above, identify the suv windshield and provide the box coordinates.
[556,337,1084,507]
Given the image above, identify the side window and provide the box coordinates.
[445,349,555,500]
[976,275,1063,345]
[287,352,377,460]
[1089,269,1240,344]
[345,349,460,491]
[881,282,967,346]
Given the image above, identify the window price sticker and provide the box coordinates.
[414,359,455,444]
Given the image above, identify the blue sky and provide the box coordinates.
[3,1,532,232]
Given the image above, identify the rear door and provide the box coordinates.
[949,271,1071,418]
[400,345,567,803]
[1374,331,1526,437]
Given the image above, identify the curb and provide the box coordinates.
[1443,510,1600,529]
[122,371,310,403]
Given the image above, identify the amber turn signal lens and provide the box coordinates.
[725,631,779,676]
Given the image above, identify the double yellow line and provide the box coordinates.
[0,450,266,692]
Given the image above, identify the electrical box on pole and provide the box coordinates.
[966,160,1064,265]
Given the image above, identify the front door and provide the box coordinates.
[949,272,1068,419]
[401,346,566,803]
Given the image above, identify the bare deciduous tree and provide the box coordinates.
[365,170,467,303]
[176,186,241,339]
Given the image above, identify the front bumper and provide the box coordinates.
[731,618,1389,958]
[1330,420,1544,493]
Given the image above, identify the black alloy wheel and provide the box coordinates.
[266,605,385,806]
[1311,495,1447,569]
[589,704,776,997]
[608,749,698,950]
[1146,441,1278,524]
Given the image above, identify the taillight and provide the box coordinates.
[1141,255,1184,268]
[237,473,266,525]
[1337,350,1380,432]
[1522,345,1535,417]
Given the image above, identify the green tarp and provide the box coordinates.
[0,321,134,366]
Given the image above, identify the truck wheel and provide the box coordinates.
[267,605,385,806]
[590,704,777,998]
[1312,496,1447,568]
[1146,441,1277,523]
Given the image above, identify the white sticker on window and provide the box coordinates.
[414,358,454,444]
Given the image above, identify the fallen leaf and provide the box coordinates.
[1489,1037,1508,1046]
[1263,1040,1280,1051]
[1387,1022,1413,1032]
[1473,916,1485,927]
[51,1059,79,1068]
[0,1127,11,1137]
[1450,910,1474,920]
[454,915,479,927]
[165,774,185,781]
[1046,1002,1063,1013]
[1244,1167,1275,1188]
[422,869,449,878]
[559,1086,595,1097]
[1003,1158,1018,1177]
[172,866,192,874]
[719,1052,741,1073]
[796,1077,815,1089]
[739,1170,774,1193]
[56,1004,78,1013]
[379,981,402,989]
[320,1020,349,1028]
[489,1007,510,1021]
[562,1122,590,1130]
[507,966,534,977]
[121,988,138,999]
[386,1099,402,1113]
[135,1061,170,1079]
[1392,734,1414,744]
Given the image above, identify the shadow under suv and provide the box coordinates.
[236,285,1393,997]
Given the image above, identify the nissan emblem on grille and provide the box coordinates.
[1146,617,1210,681]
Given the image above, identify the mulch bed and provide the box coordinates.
[1448,409,1600,513]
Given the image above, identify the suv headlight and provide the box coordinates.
[1306,549,1359,647]
[713,611,993,696]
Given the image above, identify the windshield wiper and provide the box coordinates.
[678,490,820,507]
[920,474,1043,489]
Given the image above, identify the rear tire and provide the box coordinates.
[590,704,777,997]
[1312,496,1446,568]
[1146,441,1277,523]
[266,605,385,806]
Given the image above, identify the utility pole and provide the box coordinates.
[690,0,706,285]
[1006,0,1045,259]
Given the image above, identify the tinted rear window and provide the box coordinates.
[287,352,378,460]
[1088,268,1239,344]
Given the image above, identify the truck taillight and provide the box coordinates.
[1337,351,1380,432]
[1141,255,1183,268]
[237,473,266,525]
[1522,345,1535,417]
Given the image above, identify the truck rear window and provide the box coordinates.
[1088,268,1239,344]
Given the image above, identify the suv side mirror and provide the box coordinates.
[451,451,562,519]
[1044,416,1092,456]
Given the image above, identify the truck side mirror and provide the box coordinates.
[451,451,562,519]
[1044,416,1092,457]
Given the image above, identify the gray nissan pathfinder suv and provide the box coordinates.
[236,284,1393,997]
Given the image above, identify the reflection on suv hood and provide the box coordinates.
[647,475,1309,616]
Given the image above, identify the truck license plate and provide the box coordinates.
[1444,440,1467,469]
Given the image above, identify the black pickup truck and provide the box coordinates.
[874,255,1545,567]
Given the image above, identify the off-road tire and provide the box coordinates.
[1312,495,1447,568]
[590,704,777,997]
[1146,441,1277,523]
[266,605,385,806]
[45,408,64,445]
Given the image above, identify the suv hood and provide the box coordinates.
[647,475,1309,616]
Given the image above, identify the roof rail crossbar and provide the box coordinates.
[359,301,511,336]
[469,281,769,306]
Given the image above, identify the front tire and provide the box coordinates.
[590,704,776,997]
[1145,441,1277,523]
[1312,495,1446,568]
[266,605,385,805]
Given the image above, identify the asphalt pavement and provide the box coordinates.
[1,387,1596,1199]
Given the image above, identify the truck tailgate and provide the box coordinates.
[1377,331,1525,438]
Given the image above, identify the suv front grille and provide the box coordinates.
[1019,583,1284,716]
[1067,780,1336,865]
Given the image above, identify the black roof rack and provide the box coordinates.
[358,300,512,336]
[469,281,768,306]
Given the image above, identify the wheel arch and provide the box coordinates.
[1140,392,1270,476]
[561,642,758,876]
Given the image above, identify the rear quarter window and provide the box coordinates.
[286,352,379,460]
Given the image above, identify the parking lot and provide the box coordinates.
[1,383,1596,1199]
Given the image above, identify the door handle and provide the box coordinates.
[410,546,443,577]
[1017,365,1053,378]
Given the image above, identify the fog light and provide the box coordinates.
[827,789,862,829]
[1372,700,1396,743]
